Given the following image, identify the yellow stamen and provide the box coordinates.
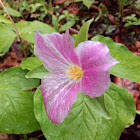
[66,65,83,81]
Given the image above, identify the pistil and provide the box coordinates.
[66,66,83,81]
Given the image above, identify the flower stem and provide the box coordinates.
[48,0,53,15]
[0,0,20,36]
[119,0,124,36]
[24,134,28,140]
[0,0,27,57]
[20,37,27,58]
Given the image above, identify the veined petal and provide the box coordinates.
[40,73,80,124]
[80,68,110,98]
[76,41,119,98]
[76,41,119,71]
[34,30,79,73]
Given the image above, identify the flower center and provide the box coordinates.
[66,65,83,81]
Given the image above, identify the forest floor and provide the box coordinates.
[0,0,140,139]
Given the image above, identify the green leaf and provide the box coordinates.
[75,0,95,9]
[59,20,75,32]
[29,3,43,13]
[0,15,11,23]
[26,65,48,79]
[34,83,135,140]
[0,67,40,134]
[58,15,66,22]
[137,0,140,9]
[52,15,59,31]
[72,34,78,40]
[0,24,16,56]
[118,0,127,7]
[124,19,140,27]
[0,67,40,90]
[136,110,140,115]
[16,21,57,43]
[83,0,95,9]
[20,57,43,70]
[75,19,93,47]
[5,7,21,17]
[91,35,140,84]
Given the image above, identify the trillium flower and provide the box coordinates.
[34,30,119,125]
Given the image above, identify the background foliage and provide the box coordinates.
[0,0,140,139]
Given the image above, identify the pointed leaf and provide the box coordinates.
[5,7,21,17]
[91,35,140,83]
[59,20,75,32]
[83,0,95,9]
[34,83,135,140]
[26,65,49,79]
[75,19,93,47]
[0,67,40,134]
[0,24,16,56]
[20,57,42,70]
[16,21,57,43]
[0,15,11,23]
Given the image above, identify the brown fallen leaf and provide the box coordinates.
[115,35,132,50]
[108,14,116,24]
[137,100,140,110]
[67,4,79,16]
[30,13,40,18]
[136,41,140,50]
[0,133,8,140]
[114,76,140,110]
[53,0,67,4]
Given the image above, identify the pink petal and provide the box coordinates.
[81,68,110,98]
[76,41,119,98]
[76,41,119,71]
[34,30,79,73]
[40,73,80,124]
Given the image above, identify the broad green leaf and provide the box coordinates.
[91,35,140,84]
[34,83,135,140]
[75,19,93,47]
[125,121,134,128]
[72,34,78,40]
[16,21,56,43]
[5,7,21,17]
[0,67,40,90]
[59,20,75,32]
[0,15,11,23]
[0,24,16,56]
[15,22,29,34]
[0,67,40,134]
[26,65,48,79]
[20,57,42,71]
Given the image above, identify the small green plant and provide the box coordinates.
[52,10,79,32]
[95,3,107,22]
[75,0,95,9]
[19,0,48,20]
[137,0,140,9]
[124,14,140,27]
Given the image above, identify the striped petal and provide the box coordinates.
[34,30,79,74]
[76,41,119,98]
[40,73,80,124]
[76,41,119,71]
